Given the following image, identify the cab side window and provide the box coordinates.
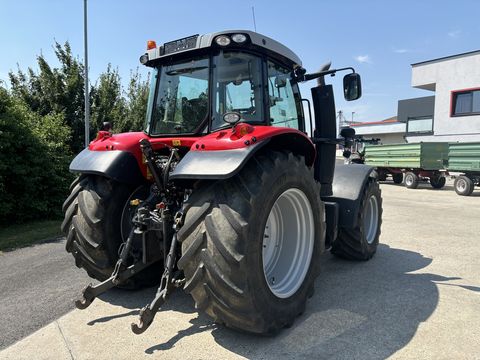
[267,61,303,130]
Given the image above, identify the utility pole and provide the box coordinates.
[337,110,343,134]
[84,0,90,147]
[351,111,355,124]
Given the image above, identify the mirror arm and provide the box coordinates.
[295,67,356,84]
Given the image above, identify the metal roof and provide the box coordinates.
[411,49,480,67]
[145,30,302,66]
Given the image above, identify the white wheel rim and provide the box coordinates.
[363,195,379,244]
[457,179,467,191]
[405,175,413,186]
[262,188,315,299]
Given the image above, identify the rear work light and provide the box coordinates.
[139,54,149,64]
[215,35,231,46]
[231,33,247,44]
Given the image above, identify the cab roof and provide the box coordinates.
[143,30,302,67]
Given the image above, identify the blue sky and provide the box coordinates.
[1,0,479,123]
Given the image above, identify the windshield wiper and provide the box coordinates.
[166,66,208,76]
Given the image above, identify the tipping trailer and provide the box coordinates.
[448,142,480,196]
[364,142,449,189]
[62,30,383,335]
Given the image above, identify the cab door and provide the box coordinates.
[266,60,305,132]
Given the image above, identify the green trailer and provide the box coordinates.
[448,142,480,196]
[364,142,449,189]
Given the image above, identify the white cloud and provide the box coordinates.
[448,30,461,38]
[393,48,409,54]
[354,55,372,64]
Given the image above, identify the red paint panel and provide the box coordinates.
[87,126,313,179]
[189,126,314,151]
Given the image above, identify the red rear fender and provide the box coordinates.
[81,126,315,182]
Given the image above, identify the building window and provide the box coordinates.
[407,116,433,135]
[451,88,480,116]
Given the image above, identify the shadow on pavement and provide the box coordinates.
[95,285,198,315]
[87,309,139,326]
[88,244,477,358]
[145,315,217,354]
[142,244,478,359]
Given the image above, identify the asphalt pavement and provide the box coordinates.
[1,179,479,359]
[0,238,90,350]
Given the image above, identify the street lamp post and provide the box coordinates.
[84,0,90,147]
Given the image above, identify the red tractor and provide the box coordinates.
[63,30,382,334]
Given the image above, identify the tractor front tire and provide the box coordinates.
[331,179,382,261]
[177,151,325,334]
[62,175,159,288]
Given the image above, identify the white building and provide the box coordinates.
[350,117,406,144]
[345,50,480,144]
[409,50,480,142]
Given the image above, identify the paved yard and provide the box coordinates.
[0,238,90,350]
[1,180,479,359]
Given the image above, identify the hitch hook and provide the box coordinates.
[75,284,96,309]
[130,232,180,334]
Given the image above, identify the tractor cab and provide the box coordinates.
[140,31,308,137]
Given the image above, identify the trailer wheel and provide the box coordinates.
[331,179,382,260]
[377,169,387,181]
[404,172,419,189]
[392,173,403,184]
[177,151,324,334]
[430,175,446,189]
[454,175,474,196]
[62,175,161,288]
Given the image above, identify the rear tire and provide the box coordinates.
[62,175,160,288]
[454,175,474,196]
[392,173,403,184]
[404,172,419,189]
[331,179,382,260]
[177,151,325,334]
[430,175,446,189]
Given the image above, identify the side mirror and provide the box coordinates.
[340,127,356,138]
[343,73,362,101]
[102,122,112,131]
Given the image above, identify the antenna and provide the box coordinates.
[251,6,257,32]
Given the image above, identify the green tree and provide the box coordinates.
[9,41,87,153]
[113,68,150,133]
[0,87,73,224]
[90,64,126,132]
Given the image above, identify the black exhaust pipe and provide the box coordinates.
[311,83,337,197]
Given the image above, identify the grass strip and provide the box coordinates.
[0,220,62,252]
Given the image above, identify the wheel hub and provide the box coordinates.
[262,188,314,299]
[405,175,413,186]
[363,195,379,244]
